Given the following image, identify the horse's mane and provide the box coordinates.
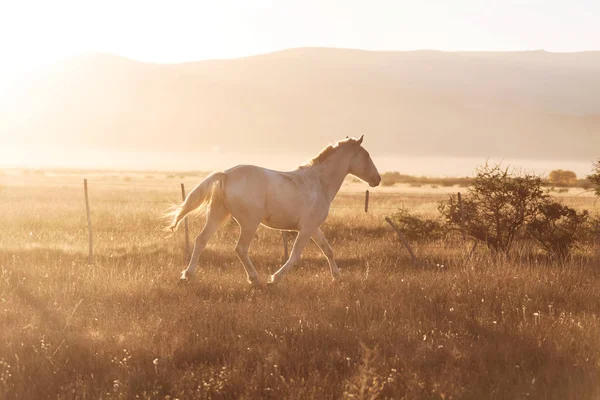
[299,138,355,169]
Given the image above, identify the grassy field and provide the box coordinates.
[1,171,600,399]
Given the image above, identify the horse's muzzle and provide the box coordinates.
[369,176,381,187]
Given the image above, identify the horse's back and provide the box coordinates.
[222,165,317,230]
[223,165,269,199]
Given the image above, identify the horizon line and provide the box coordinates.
[57,46,600,66]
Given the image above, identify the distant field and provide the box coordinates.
[1,170,599,399]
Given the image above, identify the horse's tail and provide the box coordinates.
[165,172,227,231]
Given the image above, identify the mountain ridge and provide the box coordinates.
[1,47,599,163]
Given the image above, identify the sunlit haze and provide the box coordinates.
[2,4,600,396]
[1,0,599,89]
[1,0,599,176]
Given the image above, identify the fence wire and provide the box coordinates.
[3,177,598,246]
[3,177,597,209]
[1,178,451,211]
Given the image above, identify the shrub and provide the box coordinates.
[548,170,577,186]
[439,164,547,253]
[389,208,446,242]
[380,172,404,187]
[379,172,472,188]
[589,159,600,197]
[579,180,593,190]
[528,201,589,259]
[584,216,600,244]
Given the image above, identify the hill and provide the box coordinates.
[1,48,599,161]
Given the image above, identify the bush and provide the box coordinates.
[389,209,446,242]
[584,216,600,244]
[528,201,589,259]
[589,159,600,197]
[439,164,547,253]
[579,180,593,190]
[548,170,577,186]
[438,163,594,259]
[379,172,472,188]
[380,172,412,187]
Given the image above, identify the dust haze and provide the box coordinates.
[1,48,599,175]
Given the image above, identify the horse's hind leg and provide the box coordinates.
[181,203,229,280]
[311,228,340,280]
[234,220,261,285]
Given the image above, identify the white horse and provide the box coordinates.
[167,135,381,284]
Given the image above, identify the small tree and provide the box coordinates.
[589,159,600,197]
[528,201,589,259]
[439,164,547,253]
[548,170,577,186]
[390,208,445,242]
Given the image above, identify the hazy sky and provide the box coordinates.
[0,0,599,89]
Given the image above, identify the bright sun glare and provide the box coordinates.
[0,0,598,172]
[2,0,599,95]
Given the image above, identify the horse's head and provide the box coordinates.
[348,135,381,187]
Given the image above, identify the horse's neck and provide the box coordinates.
[311,150,353,202]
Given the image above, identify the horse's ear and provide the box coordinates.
[357,134,364,145]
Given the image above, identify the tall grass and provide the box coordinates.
[1,174,599,399]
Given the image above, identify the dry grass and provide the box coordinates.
[1,172,600,399]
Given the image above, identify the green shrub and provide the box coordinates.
[548,170,577,186]
[528,201,589,259]
[439,164,547,253]
[390,209,446,242]
[589,159,600,197]
[584,216,600,244]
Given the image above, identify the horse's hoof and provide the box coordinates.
[180,270,191,282]
[248,278,262,287]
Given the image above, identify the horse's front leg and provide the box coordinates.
[268,229,313,284]
[311,228,340,280]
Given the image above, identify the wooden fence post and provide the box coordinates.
[385,217,417,264]
[458,192,466,241]
[282,231,289,261]
[180,183,190,258]
[83,179,93,264]
[365,190,370,213]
